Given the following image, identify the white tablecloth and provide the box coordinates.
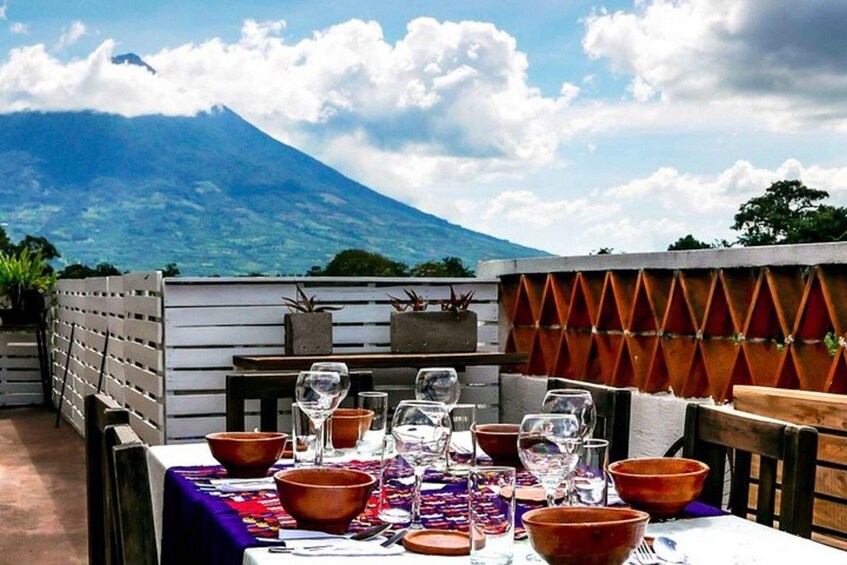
[148,443,846,565]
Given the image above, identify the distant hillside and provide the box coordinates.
[0,107,547,275]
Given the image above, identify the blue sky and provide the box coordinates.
[3,0,847,255]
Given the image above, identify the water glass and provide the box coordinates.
[469,466,515,565]
[573,439,609,506]
[291,402,316,467]
[448,403,477,474]
[415,367,460,407]
[357,391,388,455]
[377,435,413,524]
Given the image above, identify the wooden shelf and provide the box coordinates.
[233,351,528,371]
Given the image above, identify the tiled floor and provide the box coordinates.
[0,407,87,564]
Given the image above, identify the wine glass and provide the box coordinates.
[392,400,451,529]
[310,362,350,455]
[295,371,342,466]
[542,389,596,439]
[518,414,582,507]
[415,367,460,408]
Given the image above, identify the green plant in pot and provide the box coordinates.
[388,285,478,353]
[0,249,56,326]
[283,284,342,355]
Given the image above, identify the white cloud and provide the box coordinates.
[583,0,847,130]
[0,3,6,21]
[56,20,87,51]
[0,41,213,115]
[9,22,28,35]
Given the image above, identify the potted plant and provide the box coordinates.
[0,249,56,326]
[389,286,478,353]
[283,284,341,355]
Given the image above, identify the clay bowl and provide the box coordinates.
[608,457,710,518]
[274,467,376,534]
[329,408,374,449]
[206,431,288,478]
[522,507,649,565]
[471,423,520,465]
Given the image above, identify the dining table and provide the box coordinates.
[147,443,847,565]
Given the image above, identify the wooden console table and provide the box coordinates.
[232,351,527,372]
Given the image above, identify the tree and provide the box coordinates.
[0,226,12,254]
[668,235,714,251]
[13,235,60,261]
[162,263,181,277]
[315,249,409,277]
[409,257,474,277]
[57,262,121,279]
[732,180,847,245]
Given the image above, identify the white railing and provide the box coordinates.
[52,275,500,443]
[0,329,44,406]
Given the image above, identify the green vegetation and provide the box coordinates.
[308,249,475,277]
[669,180,847,249]
[0,248,56,311]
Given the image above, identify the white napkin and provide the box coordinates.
[290,539,405,557]
[211,478,275,493]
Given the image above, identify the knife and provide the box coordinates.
[381,528,408,548]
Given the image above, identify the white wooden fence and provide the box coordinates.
[52,275,500,444]
[0,330,43,406]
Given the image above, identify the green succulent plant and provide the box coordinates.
[283,283,342,313]
[0,248,56,311]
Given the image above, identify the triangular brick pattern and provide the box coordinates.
[500,264,847,399]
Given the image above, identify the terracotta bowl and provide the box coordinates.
[471,423,520,464]
[329,408,374,449]
[522,507,649,565]
[205,432,288,478]
[608,457,710,518]
[274,467,376,534]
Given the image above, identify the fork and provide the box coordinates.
[633,540,660,564]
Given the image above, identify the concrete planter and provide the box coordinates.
[284,312,333,356]
[390,310,478,353]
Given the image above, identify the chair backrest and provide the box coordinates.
[104,424,158,565]
[546,377,631,462]
[85,393,130,565]
[734,386,847,550]
[682,403,818,538]
[226,371,374,432]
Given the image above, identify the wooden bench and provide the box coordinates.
[734,386,847,550]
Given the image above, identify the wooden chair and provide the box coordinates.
[104,423,158,565]
[226,371,374,432]
[682,403,818,538]
[546,377,631,462]
[85,393,129,565]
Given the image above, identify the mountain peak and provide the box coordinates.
[111,53,156,75]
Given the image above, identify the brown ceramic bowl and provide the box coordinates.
[206,432,288,478]
[522,507,649,565]
[274,468,376,534]
[471,423,520,464]
[329,408,374,449]
[608,457,710,518]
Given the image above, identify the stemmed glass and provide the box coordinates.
[541,389,596,439]
[295,371,342,466]
[518,413,582,562]
[391,400,452,529]
[310,362,350,455]
[415,367,460,408]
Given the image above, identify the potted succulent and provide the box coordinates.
[389,286,478,353]
[283,284,341,355]
[0,249,56,326]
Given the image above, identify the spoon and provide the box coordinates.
[654,536,686,563]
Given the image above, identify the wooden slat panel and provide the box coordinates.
[735,386,847,433]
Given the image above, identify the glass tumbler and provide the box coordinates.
[377,435,414,524]
[357,391,388,455]
[448,403,477,474]
[291,402,317,467]
[469,466,516,565]
[573,438,609,506]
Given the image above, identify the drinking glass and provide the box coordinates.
[448,403,477,474]
[290,402,316,467]
[573,439,609,507]
[469,466,516,565]
[517,413,582,507]
[392,400,451,529]
[377,435,414,524]
[295,370,342,466]
[357,391,388,455]
[310,362,350,456]
[541,389,597,439]
[415,367,460,408]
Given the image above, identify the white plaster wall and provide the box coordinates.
[499,374,714,457]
